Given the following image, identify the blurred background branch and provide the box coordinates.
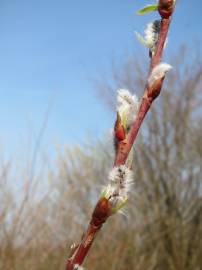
[0,45,202,269]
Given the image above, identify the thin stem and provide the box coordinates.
[66,4,174,269]
[66,223,101,270]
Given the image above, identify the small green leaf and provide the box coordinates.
[101,188,109,199]
[111,198,128,214]
[135,32,149,48]
[136,4,158,15]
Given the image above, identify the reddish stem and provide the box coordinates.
[66,6,173,270]
[151,18,171,69]
[66,223,101,270]
[66,198,110,269]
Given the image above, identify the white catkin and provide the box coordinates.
[145,20,161,51]
[135,20,168,53]
[148,63,172,86]
[117,89,139,128]
[104,165,134,209]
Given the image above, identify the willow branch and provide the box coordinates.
[66,1,175,269]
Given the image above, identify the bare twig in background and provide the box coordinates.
[0,55,202,269]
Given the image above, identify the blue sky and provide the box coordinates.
[0,0,201,158]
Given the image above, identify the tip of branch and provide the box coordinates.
[158,0,175,18]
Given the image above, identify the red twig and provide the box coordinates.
[66,1,175,269]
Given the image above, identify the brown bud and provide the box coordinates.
[114,112,125,141]
[158,0,174,18]
[148,77,163,99]
[92,198,110,226]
